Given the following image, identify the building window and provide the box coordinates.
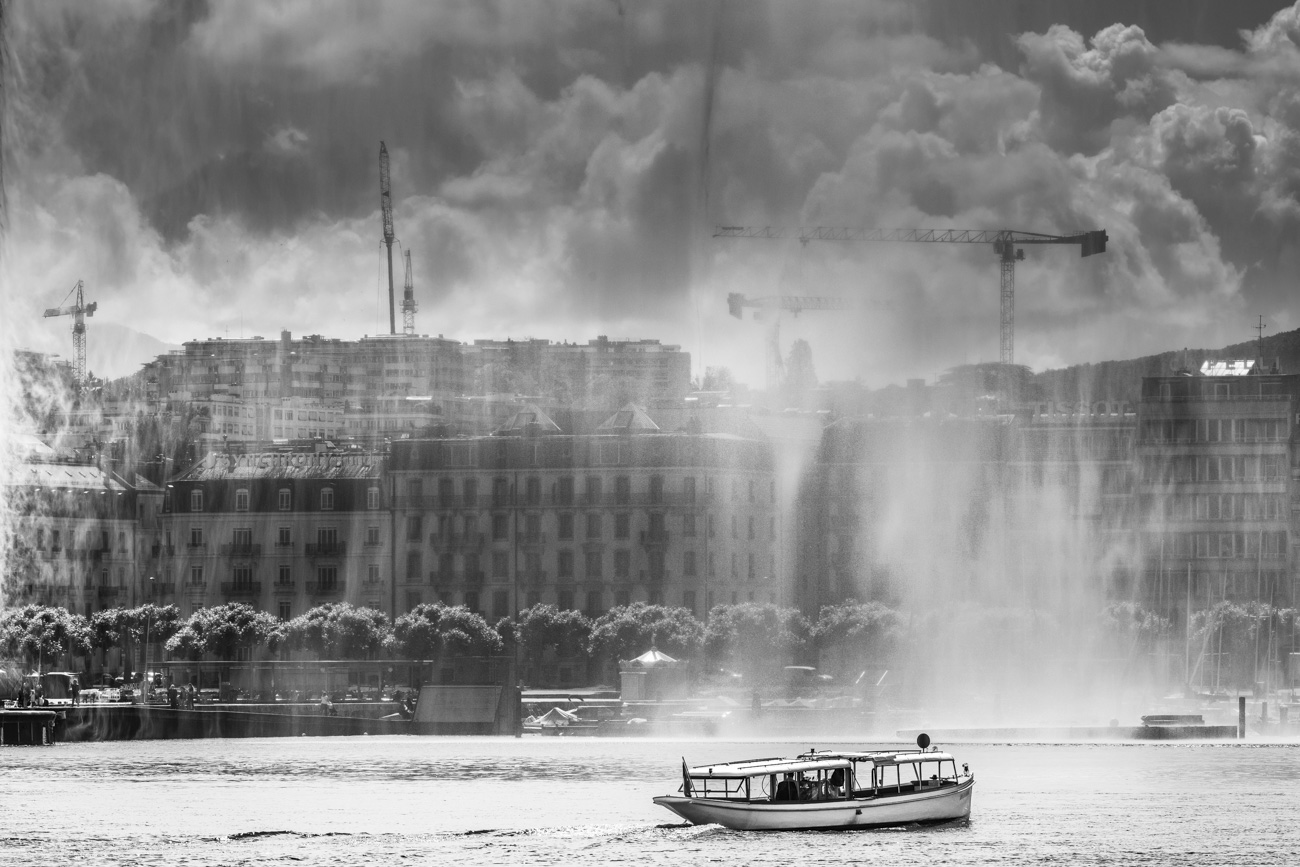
[493,590,509,619]
[278,601,291,621]
[683,476,696,503]
[464,590,480,613]
[615,513,630,539]
[278,564,292,585]
[278,488,291,511]
[493,477,510,506]
[748,516,755,540]
[558,590,575,611]
[316,565,338,590]
[557,550,574,578]
[190,489,203,512]
[585,590,602,618]
[586,513,602,539]
[233,527,252,551]
[615,590,630,608]
[525,476,542,506]
[407,515,423,541]
[407,550,422,580]
[557,476,574,505]
[683,550,697,577]
[232,565,253,589]
[683,590,696,617]
[406,590,423,611]
[649,475,663,504]
[585,550,603,579]
[558,512,574,540]
[320,487,334,510]
[648,589,663,605]
[614,550,631,579]
[492,514,508,540]
[367,487,380,510]
[235,488,250,512]
[117,531,127,553]
[439,478,455,508]
[585,476,602,504]
[190,564,203,585]
[276,526,291,547]
[407,478,423,500]
[615,476,631,505]
[463,479,477,508]
[190,527,204,547]
[365,526,380,547]
[368,564,380,584]
[492,551,509,578]
[683,513,697,538]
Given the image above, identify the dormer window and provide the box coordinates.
[235,488,250,512]
[278,488,291,511]
[321,487,335,511]
[190,489,203,512]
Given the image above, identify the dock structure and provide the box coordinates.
[0,709,59,745]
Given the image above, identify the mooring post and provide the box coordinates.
[1238,696,1246,739]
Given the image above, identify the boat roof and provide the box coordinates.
[686,750,957,777]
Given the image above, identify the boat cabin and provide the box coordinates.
[682,749,965,803]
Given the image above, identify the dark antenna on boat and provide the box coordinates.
[916,732,931,750]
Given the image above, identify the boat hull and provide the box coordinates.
[654,777,974,831]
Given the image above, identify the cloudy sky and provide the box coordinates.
[5,0,1300,387]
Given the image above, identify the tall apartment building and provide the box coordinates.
[387,406,779,622]
[1136,361,1298,623]
[4,456,160,617]
[160,449,391,620]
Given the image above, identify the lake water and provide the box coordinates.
[1,736,1297,865]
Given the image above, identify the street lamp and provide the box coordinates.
[141,576,154,703]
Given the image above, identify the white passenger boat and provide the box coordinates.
[653,736,973,831]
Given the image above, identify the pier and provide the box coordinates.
[0,709,59,745]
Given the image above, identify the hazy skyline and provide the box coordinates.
[6,0,1300,386]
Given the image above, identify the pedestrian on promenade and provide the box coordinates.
[186,683,196,708]
[166,682,179,709]
[70,680,80,706]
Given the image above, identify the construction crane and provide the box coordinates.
[379,141,396,335]
[43,279,97,393]
[401,249,418,335]
[727,292,856,394]
[715,226,1108,366]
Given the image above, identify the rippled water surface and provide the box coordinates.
[1,736,1297,865]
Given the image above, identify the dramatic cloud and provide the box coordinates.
[8,0,1300,386]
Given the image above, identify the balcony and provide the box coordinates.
[97,586,122,601]
[274,541,295,551]
[184,579,207,591]
[272,580,297,594]
[148,581,176,597]
[517,532,547,547]
[306,580,346,596]
[151,544,176,557]
[220,581,262,596]
[220,543,263,557]
[305,541,347,557]
[639,529,670,548]
[186,541,208,551]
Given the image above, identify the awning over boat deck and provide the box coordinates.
[687,756,853,778]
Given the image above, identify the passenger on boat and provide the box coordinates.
[820,768,846,800]
[774,773,798,801]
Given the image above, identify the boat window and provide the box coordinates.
[689,776,749,801]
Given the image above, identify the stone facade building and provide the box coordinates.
[160,448,391,620]
[387,406,781,622]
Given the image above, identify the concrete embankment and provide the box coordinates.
[61,703,408,741]
[897,725,1239,741]
[1,709,59,745]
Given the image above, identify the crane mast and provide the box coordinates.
[715,225,1107,366]
[43,279,97,394]
[380,141,396,335]
[402,249,418,335]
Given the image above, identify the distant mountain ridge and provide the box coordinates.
[1031,328,1300,405]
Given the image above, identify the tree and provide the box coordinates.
[389,603,502,659]
[703,603,809,684]
[165,603,280,661]
[812,601,903,678]
[285,603,391,659]
[91,604,183,677]
[0,605,91,669]
[588,603,703,661]
[512,604,591,658]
